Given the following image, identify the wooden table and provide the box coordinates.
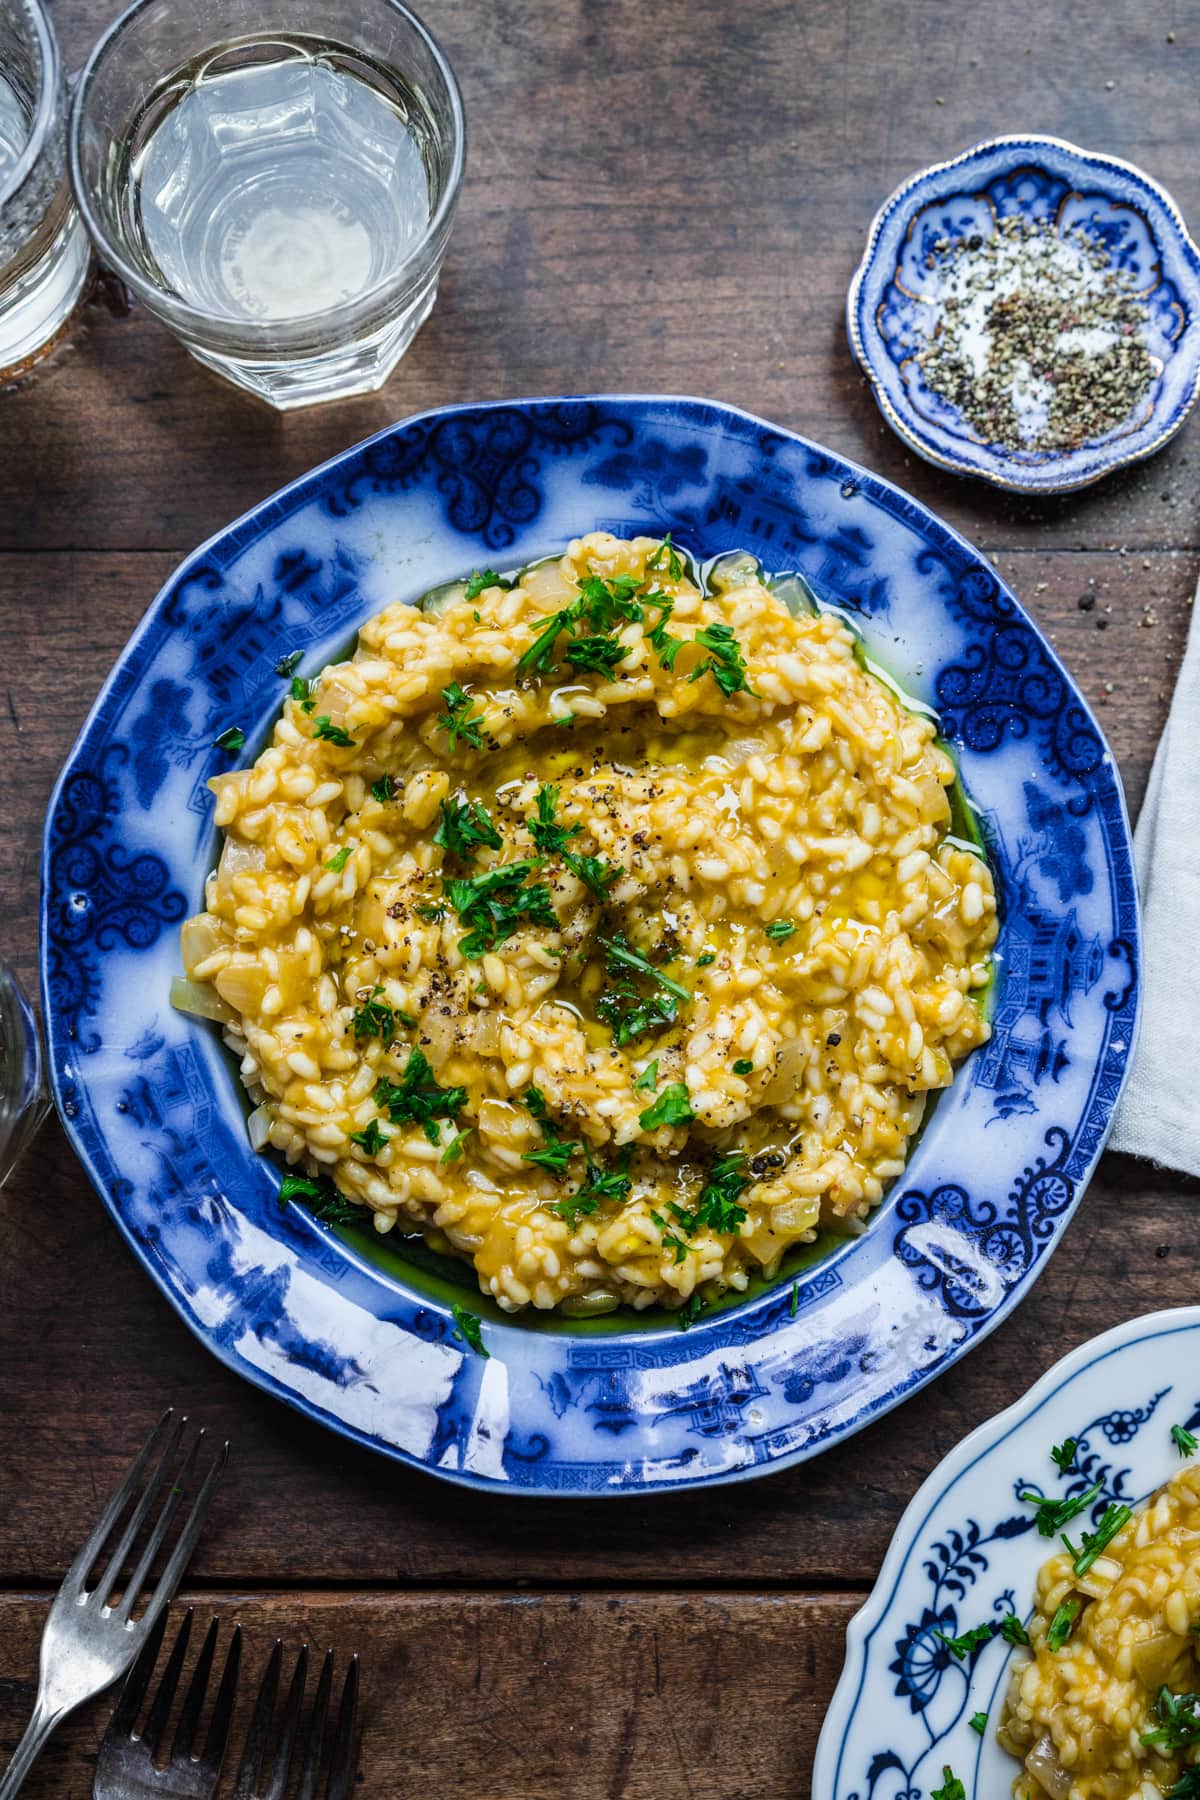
[1,1,1196,1792]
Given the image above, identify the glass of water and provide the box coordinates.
[0,956,50,1188]
[0,0,92,382]
[70,0,464,409]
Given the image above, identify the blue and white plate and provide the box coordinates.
[40,396,1139,1494]
[813,1307,1200,1799]
[848,135,1200,492]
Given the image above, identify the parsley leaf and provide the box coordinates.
[370,774,396,803]
[646,592,686,671]
[374,1049,466,1144]
[689,621,755,697]
[766,919,797,941]
[1173,1424,1199,1457]
[638,1082,694,1132]
[555,1154,634,1226]
[441,1127,472,1165]
[651,1209,690,1263]
[351,986,395,1041]
[645,533,683,581]
[516,605,580,679]
[438,683,489,750]
[524,1086,547,1119]
[434,795,502,862]
[465,569,512,600]
[564,850,623,897]
[563,633,630,676]
[522,1129,578,1177]
[931,1769,965,1800]
[451,1303,488,1357]
[969,1711,988,1737]
[634,1060,660,1093]
[1051,1437,1079,1474]
[672,1152,751,1237]
[444,860,558,958]
[278,1171,372,1226]
[1142,1686,1200,1753]
[274,650,304,678]
[312,715,356,747]
[529,784,582,858]
[349,1118,389,1156]
[1019,1480,1102,1538]
[291,675,317,713]
[325,846,352,872]
[1070,1502,1131,1576]
[1047,1597,1081,1651]
[1167,1773,1200,1800]
[933,1623,994,1662]
[998,1614,1031,1647]
[575,572,645,630]
[696,951,716,967]
[601,936,691,1003]
[213,725,245,752]
[733,1059,754,1076]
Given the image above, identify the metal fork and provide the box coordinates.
[94,1608,242,1799]
[233,1641,359,1800]
[0,1412,227,1799]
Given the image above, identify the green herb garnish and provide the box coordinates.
[1167,1772,1200,1799]
[1173,1424,1199,1457]
[564,851,623,896]
[325,846,352,872]
[445,860,558,958]
[789,1280,799,1318]
[676,1293,706,1331]
[733,1059,754,1076]
[696,951,716,967]
[933,1623,994,1662]
[440,1127,473,1165]
[690,621,755,697]
[651,1209,690,1263]
[1068,1503,1131,1576]
[1142,1687,1200,1753]
[522,1130,578,1177]
[370,774,395,803]
[634,1060,660,1093]
[434,795,502,862]
[348,1118,389,1156]
[451,1304,488,1357]
[290,675,317,713]
[1019,1480,1103,1538]
[213,726,245,752]
[465,569,512,600]
[601,936,691,1003]
[278,1172,324,1205]
[529,784,581,858]
[524,1087,547,1118]
[645,533,683,581]
[278,1172,371,1225]
[352,986,395,1041]
[969,1711,988,1737]
[312,716,356,747]
[638,1082,694,1132]
[1046,1598,1081,1651]
[438,683,489,750]
[672,1152,751,1237]
[1051,1438,1079,1474]
[999,1614,1031,1647]
[563,633,630,676]
[374,1049,466,1144]
[275,650,303,678]
[765,919,797,941]
[931,1770,965,1800]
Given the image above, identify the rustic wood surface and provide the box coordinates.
[1,0,1198,1793]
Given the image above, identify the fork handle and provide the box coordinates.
[0,1697,64,1799]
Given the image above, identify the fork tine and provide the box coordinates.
[170,1613,218,1763]
[114,1430,202,1624]
[93,1413,187,1608]
[101,1602,170,1745]
[292,1649,332,1800]
[232,1639,283,1799]
[60,1411,173,1597]
[324,1657,358,1800]
[141,1606,194,1759]
[136,1440,229,1626]
[198,1623,242,1775]
[263,1645,309,1800]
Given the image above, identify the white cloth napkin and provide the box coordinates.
[1109,581,1200,1174]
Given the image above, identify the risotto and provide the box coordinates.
[178,531,997,1319]
[999,1464,1200,1799]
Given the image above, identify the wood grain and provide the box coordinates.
[0,1590,856,1798]
[3,2,1200,1795]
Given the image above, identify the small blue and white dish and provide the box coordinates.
[40,395,1139,1494]
[848,134,1200,493]
[813,1307,1200,1800]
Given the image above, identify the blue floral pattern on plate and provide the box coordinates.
[39,396,1139,1494]
[813,1309,1200,1799]
[848,135,1200,492]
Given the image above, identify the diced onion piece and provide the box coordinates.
[560,1291,620,1317]
[769,573,819,617]
[170,975,236,1025]
[1132,1630,1184,1689]
[246,1104,273,1150]
[419,579,469,615]
[708,550,761,593]
[1024,1734,1070,1800]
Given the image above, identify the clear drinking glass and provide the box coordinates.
[0,957,50,1187]
[70,0,464,409]
[0,0,93,382]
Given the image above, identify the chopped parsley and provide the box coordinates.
[291,675,317,713]
[645,533,683,580]
[451,1304,488,1357]
[274,650,304,678]
[1051,1437,1079,1474]
[575,572,645,630]
[696,951,716,967]
[529,784,581,857]
[998,1614,1031,1647]
[1173,1424,1199,1457]
[676,1293,706,1331]
[524,1086,547,1118]
[516,573,646,682]
[370,774,396,803]
[440,1127,472,1165]
[601,936,691,1003]
[565,851,623,897]
[563,633,630,676]
[1046,1597,1081,1651]
[522,1129,578,1177]
[1167,1772,1200,1799]
[348,1119,389,1156]
[765,919,797,941]
[465,568,512,600]
[1067,1502,1131,1577]
[733,1059,754,1076]
[351,986,395,1040]
[438,683,489,750]
[374,1049,466,1144]
[277,1171,371,1226]
[325,846,352,872]
[645,592,686,672]
[1142,1687,1200,1753]
[516,607,577,680]
[1019,1480,1102,1538]
[278,1171,325,1206]
[673,1152,751,1237]
[213,725,246,752]
[969,1711,988,1737]
[651,1210,690,1263]
[555,1153,635,1226]
[638,1082,694,1133]
[933,1622,994,1662]
[433,795,502,862]
[930,1770,965,1800]
[312,715,356,747]
[690,621,755,697]
[445,860,558,958]
[634,1060,660,1093]
[596,935,689,1046]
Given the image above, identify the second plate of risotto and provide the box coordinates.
[40,395,1138,1492]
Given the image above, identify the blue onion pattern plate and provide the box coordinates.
[813,1307,1200,1799]
[40,396,1139,1494]
[848,135,1200,492]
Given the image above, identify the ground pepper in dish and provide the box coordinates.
[178,533,996,1320]
[916,217,1155,452]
